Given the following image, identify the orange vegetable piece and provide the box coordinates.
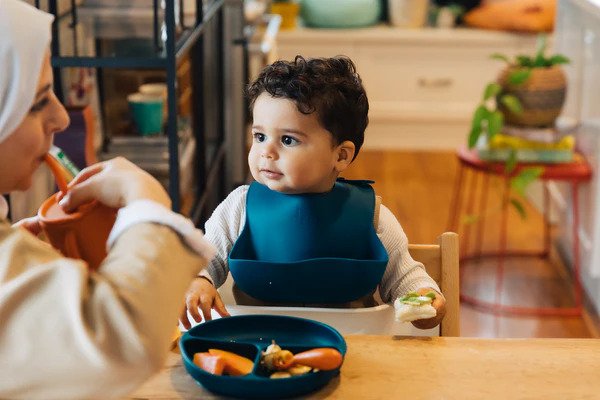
[292,348,343,371]
[208,348,254,376]
[170,328,181,353]
[193,352,226,375]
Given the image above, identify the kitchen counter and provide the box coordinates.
[128,335,600,399]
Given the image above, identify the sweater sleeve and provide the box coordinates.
[376,204,441,303]
[0,221,208,400]
[200,185,248,288]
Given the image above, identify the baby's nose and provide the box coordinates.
[261,143,277,159]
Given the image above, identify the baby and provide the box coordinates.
[181,55,446,330]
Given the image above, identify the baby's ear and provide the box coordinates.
[335,140,355,172]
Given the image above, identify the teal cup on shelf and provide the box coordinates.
[127,92,164,136]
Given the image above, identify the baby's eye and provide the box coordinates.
[281,135,299,147]
[253,132,266,142]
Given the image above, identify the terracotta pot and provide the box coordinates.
[497,65,567,127]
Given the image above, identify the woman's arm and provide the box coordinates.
[0,157,215,399]
[0,221,207,400]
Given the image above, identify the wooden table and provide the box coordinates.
[128,335,600,399]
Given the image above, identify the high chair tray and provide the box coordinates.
[208,304,439,336]
[180,315,346,399]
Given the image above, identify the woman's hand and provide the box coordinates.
[411,288,446,330]
[180,276,230,330]
[59,157,171,212]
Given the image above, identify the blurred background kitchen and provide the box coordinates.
[14,0,600,339]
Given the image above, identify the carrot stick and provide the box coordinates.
[44,153,68,194]
[291,348,343,371]
[208,348,254,376]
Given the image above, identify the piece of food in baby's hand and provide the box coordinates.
[394,291,437,322]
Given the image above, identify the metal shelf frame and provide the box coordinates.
[38,0,233,224]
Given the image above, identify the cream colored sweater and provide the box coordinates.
[202,185,440,303]
[0,217,209,399]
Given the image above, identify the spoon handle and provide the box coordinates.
[44,153,69,194]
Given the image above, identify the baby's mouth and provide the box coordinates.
[260,168,283,178]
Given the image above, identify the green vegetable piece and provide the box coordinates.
[399,291,435,305]
[400,292,419,301]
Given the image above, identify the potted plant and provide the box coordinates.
[467,35,570,217]
[469,35,570,148]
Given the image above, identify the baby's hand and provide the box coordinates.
[411,288,446,330]
[180,276,230,330]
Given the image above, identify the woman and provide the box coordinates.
[0,1,214,398]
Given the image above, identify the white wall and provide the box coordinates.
[553,0,600,310]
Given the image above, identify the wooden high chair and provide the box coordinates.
[216,232,460,337]
[408,232,460,337]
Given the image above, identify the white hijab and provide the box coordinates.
[0,0,54,145]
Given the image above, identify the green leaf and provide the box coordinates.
[533,55,547,68]
[516,55,533,67]
[490,53,511,63]
[548,54,570,65]
[509,198,527,219]
[535,34,547,60]
[505,149,517,173]
[484,83,502,101]
[468,125,482,149]
[468,105,488,148]
[500,94,523,114]
[510,167,544,197]
[508,69,532,85]
[487,110,504,139]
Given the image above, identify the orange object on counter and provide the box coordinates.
[464,0,556,33]
[208,349,254,376]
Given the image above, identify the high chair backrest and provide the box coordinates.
[408,232,460,337]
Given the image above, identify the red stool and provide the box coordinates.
[447,146,592,317]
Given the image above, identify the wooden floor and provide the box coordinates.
[342,150,594,338]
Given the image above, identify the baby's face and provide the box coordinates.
[248,93,340,194]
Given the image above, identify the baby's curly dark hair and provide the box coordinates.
[246,55,369,159]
